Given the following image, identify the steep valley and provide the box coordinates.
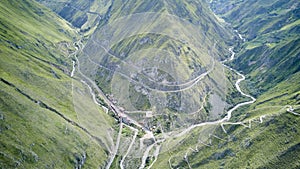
[0,0,299,168]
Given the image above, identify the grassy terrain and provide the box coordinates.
[78,0,236,132]
[141,1,300,168]
[145,0,300,168]
[152,95,300,169]
[2,0,298,168]
[211,0,300,94]
[0,81,107,168]
[0,0,115,168]
[37,0,113,35]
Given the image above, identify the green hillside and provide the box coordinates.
[209,0,300,111]
[0,0,115,168]
[37,0,113,35]
[1,0,299,168]
[78,0,236,134]
[211,0,300,94]
[147,0,299,168]
[145,0,300,168]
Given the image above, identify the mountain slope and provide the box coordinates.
[211,0,300,95]
[150,0,300,167]
[2,0,299,168]
[72,0,243,168]
[0,0,115,168]
[37,0,113,35]
[208,0,300,112]
[146,0,299,168]
[79,0,235,134]
[36,0,300,168]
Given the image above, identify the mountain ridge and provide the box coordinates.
[0,0,299,168]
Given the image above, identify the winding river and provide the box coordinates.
[71,35,256,168]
